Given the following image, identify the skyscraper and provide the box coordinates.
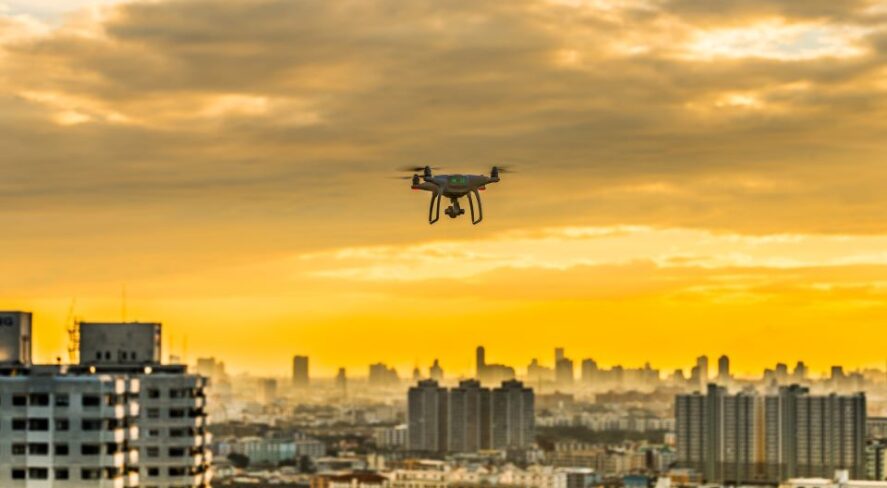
[406,379,535,454]
[429,359,444,382]
[448,379,490,453]
[491,380,535,449]
[718,355,730,382]
[676,384,866,484]
[555,357,574,386]
[336,367,347,397]
[693,355,709,389]
[581,358,598,384]
[407,379,448,452]
[475,346,515,385]
[292,355,309,388]
[78,322,212,488]
[476,346,485,376]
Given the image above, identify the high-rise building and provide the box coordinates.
[718,355,730,382]
[581,359,598,384]
[407,379,448,452]
[406,379,534,454]
[775,363,789,383]
[476,346,486,376]
[555,357,574,387]
[292,355,309,388]
[491,380,535,450]
[79,322,212,488]
[691,355,709,390]
[793,361,808,382]
[448,379,490,453]
[0,365,141,487]
[429,359,444,382]
[475,346,516,385]
[676,384,866,484]
[369,363,399,386]
[336,367,347,397]
[555,347,565,363]
[0,316,211,488]
[0,311,32,366]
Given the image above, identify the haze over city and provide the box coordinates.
[4,0,887,377]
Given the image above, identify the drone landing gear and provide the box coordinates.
[428,192,442,224]
[467,189,483,225]
[428,193,483,225]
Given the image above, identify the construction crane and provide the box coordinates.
[65,299,79,364]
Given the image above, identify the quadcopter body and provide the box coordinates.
[402,166,506,224]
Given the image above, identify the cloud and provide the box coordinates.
[2,0,887,284]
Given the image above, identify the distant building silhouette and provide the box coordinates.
[430,359,444,382]
[369,362,399,386]
[475,346,515,385]
[718,355,730,383]
[292,355,309,388]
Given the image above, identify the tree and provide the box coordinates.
[227,452,250,469]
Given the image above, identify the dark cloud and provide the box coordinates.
[1,0,887,253]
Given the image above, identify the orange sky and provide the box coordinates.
[3,0,887,377]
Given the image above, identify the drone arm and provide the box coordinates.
[469,189,483,225]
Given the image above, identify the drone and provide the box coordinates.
[396,165,511,224]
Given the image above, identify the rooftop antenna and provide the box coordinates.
[65,299,79,364]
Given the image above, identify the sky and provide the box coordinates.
[2,0,887,378]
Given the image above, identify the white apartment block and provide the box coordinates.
[0,366,141,487]
[78,322,212,488]
[0,312,212,488]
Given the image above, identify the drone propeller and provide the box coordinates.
[388,176,416,180]
[493,165,517,174]
[397,165,441,173]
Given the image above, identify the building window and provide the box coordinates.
[29,443,49,455]
[55,444,69,455]
[81,444,101,455]
[55,418,70,431]
[105,351,111,360]
[29,393,50,406]
[96,351,102,360]
[169,447,186,457]
[55,394,70,407]
[82,395,100,407]
[81,468,102,480]
[28,468,48,480]
[132,351,137,360]
[147,467,160,477]
[12,394,27,406]
[12,444,26,455]
[168,467,187,476]
[169,408,185,418]
[55,468,69,480]
[28,418,49,431]
[147,408,160,419]
[148,429,160,437]
[12,418,26,430]
[12,469,25,480]
[82,419,103,431]
[147,388,160,399]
